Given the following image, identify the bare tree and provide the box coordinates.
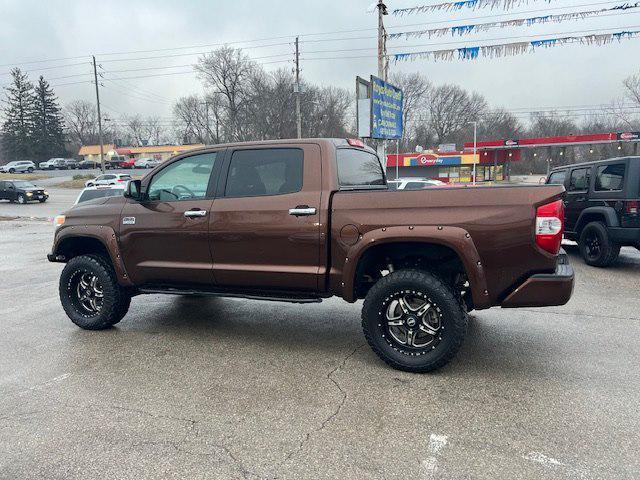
[196,47,256,141]
[479,108,523,140]
[142,116,165,145]
[427,84,487,145]
[623,73,640,106]
[389,72,431,149]
[121,114,146,146]
[64,100,98,147]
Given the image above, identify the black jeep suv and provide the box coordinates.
[547,156,640,267]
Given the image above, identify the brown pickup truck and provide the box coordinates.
[49,138,574,372]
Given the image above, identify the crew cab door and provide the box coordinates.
[210,145,322,292]
[119,151,222,286]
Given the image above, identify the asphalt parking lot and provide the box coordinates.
[1,195,639,479]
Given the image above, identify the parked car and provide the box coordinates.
[85,173,132,187]
[49,138,573,373]
[0,161,36,173]
[546,156,640,267]
[0,180,48,203]
[74,185,125,205]
[134,157,162,169]
[63,159,79,170]
[118,158,137,169]
[388,178,447,190]
[39,158,67,170]
[78,160,100,169]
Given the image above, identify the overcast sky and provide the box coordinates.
[1,0,639,125]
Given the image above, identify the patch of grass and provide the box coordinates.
[56,178,92,189]
[0,173,49,181]
[72,174,94,180]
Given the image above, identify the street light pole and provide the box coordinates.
[470,121,477,185]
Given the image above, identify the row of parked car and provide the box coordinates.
[38,157,162,170]
[0,157,163,174]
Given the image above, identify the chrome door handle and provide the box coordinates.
[184,209,207,218]
[289,207,317,216]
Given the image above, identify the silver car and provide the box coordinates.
[0,161,36,173]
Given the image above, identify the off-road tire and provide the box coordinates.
[17,194,26,204]
[59,254,131,330]
[362,269,468,373]
[579,221,620,267]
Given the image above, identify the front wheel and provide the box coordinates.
[59,254,131,330]
[8,168,15,173]
[579,222,620,267]
[27,167,34,173]
[17,194,26,204]
[362,269,468,373]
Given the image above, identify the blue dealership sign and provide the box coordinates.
[370,76,403,139]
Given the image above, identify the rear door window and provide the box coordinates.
[595,163,625,191]
[404,182,427,190]
[225,148,303,197]
[568,168,590,192]
[336,148,385,188]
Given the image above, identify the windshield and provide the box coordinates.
[77,188,124,203]
[336,148,386,188]
[13,181,36,188]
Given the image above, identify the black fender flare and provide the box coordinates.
[575,206,619,233]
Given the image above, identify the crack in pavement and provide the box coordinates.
[515,308,639,322]
[273,342,367,478]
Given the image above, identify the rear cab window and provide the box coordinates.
[336,148,386,189]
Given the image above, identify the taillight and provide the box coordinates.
[625,200,639,215]
[536,199,564,255]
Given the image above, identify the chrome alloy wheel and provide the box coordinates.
[385,293,443,350]
[72,271,105,315]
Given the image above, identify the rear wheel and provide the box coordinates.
[59,254,131,330]
[579,221,620,267]
[362,269,468,373]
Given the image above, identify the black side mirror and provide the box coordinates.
[124,179,142,200]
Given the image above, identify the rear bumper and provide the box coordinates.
[609,227,640,245]
[501,252,574,308]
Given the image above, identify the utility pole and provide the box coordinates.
[204,99,210,144]
[377,0,388,80]
[295,36,302,139]
[377,1,388,168]
[92,56,105,173]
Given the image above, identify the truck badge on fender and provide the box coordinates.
[122,217,136,225]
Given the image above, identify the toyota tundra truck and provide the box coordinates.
[49,138,574,372]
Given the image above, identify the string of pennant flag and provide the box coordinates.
[388,2,640,39]
[392,29,640,61]
[392,0,553,16]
